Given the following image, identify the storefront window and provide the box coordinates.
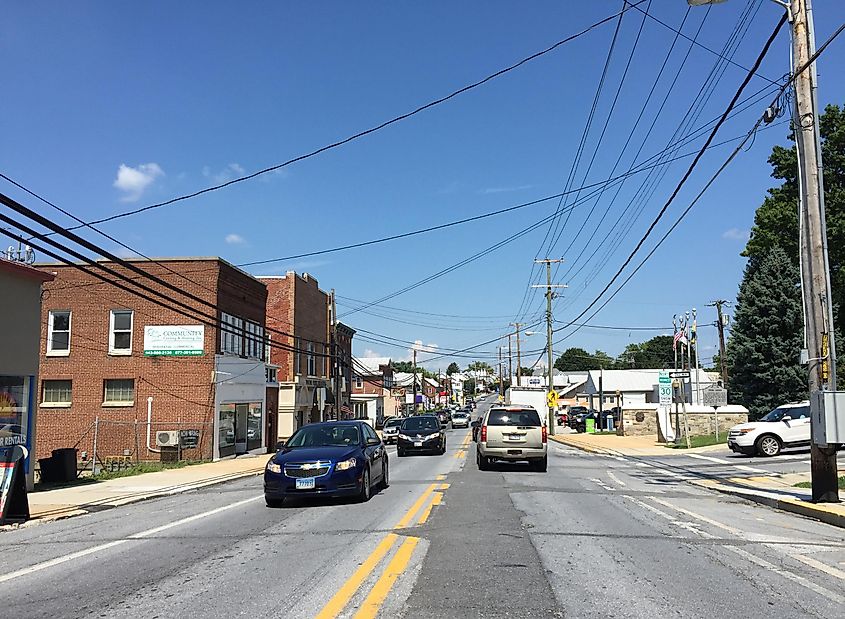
[218,403,236,458]
[247,402,263,451]
[0,376,30,449]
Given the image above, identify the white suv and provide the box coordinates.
[727,401,811,457]
[477,405,547,471]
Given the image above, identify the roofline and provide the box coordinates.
[0,258,55,283]
[34,256,262,285]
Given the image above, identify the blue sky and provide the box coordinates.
[3,1,844,371]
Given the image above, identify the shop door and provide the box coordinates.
[235,404,248,454]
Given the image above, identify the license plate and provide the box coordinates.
[508,434,523,441]
[414,441,423,447]
[296,477,316,490]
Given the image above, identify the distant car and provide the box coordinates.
[476,405,547,472]
[567,406,588,430]
[451,412,471,429]
[397,415,446,456]
[436,410,450,427]
[381,417,404,444]
[263,421,388,507]
[728,402,811,457]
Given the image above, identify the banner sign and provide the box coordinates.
[144,325,204,356]
[0,445,29,524]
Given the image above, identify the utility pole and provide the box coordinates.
[498,346,504,397]
[707,300,731,388]
[532,259,567,434]
[792,0,838,501]
[331,289,341,421]
[412,348,418,414]
[511,322,524,387]
[508,335,513,386]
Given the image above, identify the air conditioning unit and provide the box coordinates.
[156,430,179,447]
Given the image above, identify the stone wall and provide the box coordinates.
[619,404,748,440]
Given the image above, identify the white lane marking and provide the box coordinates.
[612,456,629,463]
[793,554,845,581]
[607,471,626,487]
[0,495,263,583]
[685,453,768,474]
[622,495,844,603]
[590,478,614,491]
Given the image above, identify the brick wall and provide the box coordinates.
[262,272,329,382]
[36,259,267,461]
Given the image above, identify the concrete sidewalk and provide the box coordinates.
[550,431,725,456]
[691,473,845,529]
[8,455,268,528]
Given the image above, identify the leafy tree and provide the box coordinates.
[554,348,592,371]
[519,367,534,376]
[592,350,615,369]
[463,378,476,395]
[727,247,807,418]
[618,335,678,369]
[392,360,414,373]
[446,362,460,375]
[466,361,494,373]
[743,104,845,343]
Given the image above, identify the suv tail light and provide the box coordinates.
[480,425,487,442]
[542,425,547,443]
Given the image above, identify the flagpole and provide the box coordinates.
[673,315,678,372]
[692,308,700,405]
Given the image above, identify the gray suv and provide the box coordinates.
[477,405,547,472]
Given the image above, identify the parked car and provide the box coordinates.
[567,406,588,430]
[727,401,811,457]
[451,412,471,429]
[476,405,547,472]
[381,417,403,444]
[263,421,388,507]
[397,415,446,456]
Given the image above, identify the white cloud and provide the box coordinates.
[480,184,533,195]
[362,349,383,359]
[225,233,246,245]
[113,163,164,202]
[722,227,750,242]
[203,163,246,184]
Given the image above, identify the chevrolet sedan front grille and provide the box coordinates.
[284,462,331,478]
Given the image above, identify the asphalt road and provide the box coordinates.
[2,395,843,618]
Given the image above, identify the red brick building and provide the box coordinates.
[259,272,331,439]
[333,322,356,419]
[37,258,269,463]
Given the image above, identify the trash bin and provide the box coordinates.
[585,418,596,433]
[606,414,614,432]
[52,448,78,482]
[38,457,59,483]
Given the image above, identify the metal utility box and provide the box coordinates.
[810,391,845,446]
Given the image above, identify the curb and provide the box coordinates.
[4,468,264,530]
[548,436,623,457]
[692,479,845,530]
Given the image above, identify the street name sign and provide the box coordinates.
[669,371,690,379]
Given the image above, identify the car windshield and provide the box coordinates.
[760,405,808,422]
[402,417,440,433]
[286,424,360,447]
[487,409,542,426]
[384,419,403,428]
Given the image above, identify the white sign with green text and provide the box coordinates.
[144,325,205,356]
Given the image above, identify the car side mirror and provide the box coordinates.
[367,437,381,446]
[275,440,286,450]
[781,416,792,422]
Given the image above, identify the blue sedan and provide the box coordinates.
[264,421,388,507]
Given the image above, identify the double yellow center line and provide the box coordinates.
[315,475,449,619]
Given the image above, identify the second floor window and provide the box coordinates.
[47,310,71,355]
[355,375,363,389]
[109,310,133,354]
[307,342,316,376]
[221,313,243,355]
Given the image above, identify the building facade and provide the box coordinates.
[0,257,54,489]
[351,357,394,426]
[333,322,356,418]
[260,272,331,440]
[37,258,269,463]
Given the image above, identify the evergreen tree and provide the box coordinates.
[727,247,806,418]
[446,362,460,375]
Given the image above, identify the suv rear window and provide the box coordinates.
[487,409,542,426]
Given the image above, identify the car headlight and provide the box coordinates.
[737,428,754,435]
[427,432,441,440]
[398,434,411,441]
[336,458,357,471]
[266,461,282,474]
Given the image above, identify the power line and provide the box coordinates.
[47,1,648,234]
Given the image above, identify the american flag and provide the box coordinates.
[673,328,688,348]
